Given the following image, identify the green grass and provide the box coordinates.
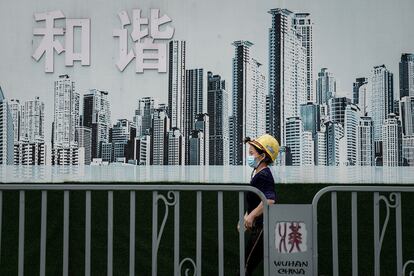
[0,184,413,275]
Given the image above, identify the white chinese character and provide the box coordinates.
[113,9,173,73]
[32,10,65,73]
[32,10,91,73]
[113,10,135,71]
[65,19,91,67]
[150,9,174,39]
[131,9,149,41]
[135,38,167,73]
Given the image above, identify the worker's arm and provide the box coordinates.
[244,199,275,229]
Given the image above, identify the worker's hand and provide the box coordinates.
[244,213,255,230]
[237,213,249,232]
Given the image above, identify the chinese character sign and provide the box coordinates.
[32,10,90,73]
[31,8,174,74]
[275,221,308,253]
[270,205,313,275]
[113,9,174,73]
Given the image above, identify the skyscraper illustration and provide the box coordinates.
[229,41,266,165]
[83,89,111,161]
[168,40,186,165]
[207,72,229,165]
[52,75,80,165]
[268,9,307,146]
[0,87,15,165]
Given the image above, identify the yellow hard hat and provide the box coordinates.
[245,134,280,162]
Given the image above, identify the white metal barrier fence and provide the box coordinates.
[312,186,414,276]
[2,184,414,275]
[0,184,269,276]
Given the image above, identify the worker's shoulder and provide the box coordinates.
[254,167,274,183]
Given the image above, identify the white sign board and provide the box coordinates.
[269,204,313,275]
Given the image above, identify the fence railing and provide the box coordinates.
[3,183,413,275]
[0,184,269,276]
[312,186,414,276]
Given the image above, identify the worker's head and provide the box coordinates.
[244,134,280,168]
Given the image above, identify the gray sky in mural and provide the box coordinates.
[1,0,413,147]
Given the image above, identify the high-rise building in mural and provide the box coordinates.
[191,113,209,166]
[52,75,80,148]
[136,135,152,165]
[300,102,320,138]
[230,40,266,165]
[301,130,314,166]
[168,40,186,165]
[167,127,183,165]
[185,68,206,164]
[134,97,154,137]
[111,119,136,162]
[75,126,92,165]
[357,116,375,166]
[400,96,414,136]
[285,117,303,166]
[314,130,326,166]
[399,53,414,99]
[207,72,229,165]
[151,108,169,165]
[353,77,369,116]
[228,116,235,165]
[326,121,344,166]
[189,130,205,165]
[9,99,20,144]
[168,40,186,130]
[328,97,352,127]
[382,113,402,166]
[344,104,360,166]
[371,65,394,161]
[10,96,46,165]
[51,75,80,165]
[293,13,313,102]
[13,138,46,165]
[316,68,336,105]
[20,97,45,143]
[83,89,111,161]
[371,65,394,142]
[101,142,113,163]
[268,9,307,146]
[402,135,414,166]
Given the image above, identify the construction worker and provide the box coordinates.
[236,134,280,276]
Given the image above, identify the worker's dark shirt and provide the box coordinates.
[246,167,276,226]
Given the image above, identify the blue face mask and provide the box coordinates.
[247,155,259,168]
